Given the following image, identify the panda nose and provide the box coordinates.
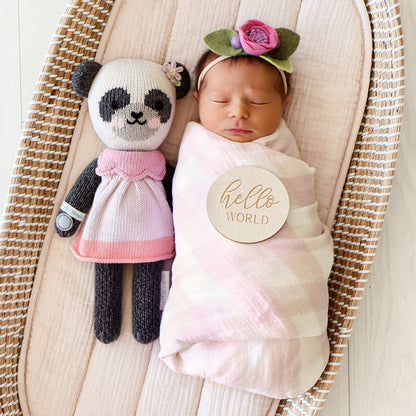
[127,111,147,125]
[131,111,143,120]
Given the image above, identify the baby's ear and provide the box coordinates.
[171,62,191,99]
[72,60,102,98]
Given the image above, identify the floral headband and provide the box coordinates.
[197,19,300,93]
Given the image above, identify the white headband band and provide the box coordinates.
[197,55,288,95]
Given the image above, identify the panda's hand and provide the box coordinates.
[55,201,86,237]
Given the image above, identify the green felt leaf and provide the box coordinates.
[261,56,293,73]
[203,29,241,56]
[268,28,300,60]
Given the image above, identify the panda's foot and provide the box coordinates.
[132,261,162,344]
[95,320,121,344]
[94,262,122,343]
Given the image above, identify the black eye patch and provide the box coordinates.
[99,88,131,122]
[144,89,172,123]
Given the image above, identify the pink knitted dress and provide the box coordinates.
[71,148,174,263]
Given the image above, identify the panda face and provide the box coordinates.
[98,87,172,141]
[99,88,172,124]
[87,60,176,151]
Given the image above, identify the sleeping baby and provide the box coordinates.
[159,19,334,399]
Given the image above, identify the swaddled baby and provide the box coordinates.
[159,20,334,399]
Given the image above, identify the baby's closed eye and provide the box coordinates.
[212,98,229,104]
[249,98,270,105]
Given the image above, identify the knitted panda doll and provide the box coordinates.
[55,59,190,344]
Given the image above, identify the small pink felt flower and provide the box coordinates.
[163,62,183,86]
[238,19,279,55]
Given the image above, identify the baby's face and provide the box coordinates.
[195,59,289,142]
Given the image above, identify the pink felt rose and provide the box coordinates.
[238,19,279,55]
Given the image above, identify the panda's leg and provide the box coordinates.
[132,261,162,344]
[94,262,123,343]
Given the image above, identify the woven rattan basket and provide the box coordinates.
[0,0,404,415]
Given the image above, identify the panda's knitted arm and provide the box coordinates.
[55,158,101,237]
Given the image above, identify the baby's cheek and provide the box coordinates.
[148,117,161,130]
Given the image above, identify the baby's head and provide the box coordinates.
[194,20,299,143]
[195,52,290,143]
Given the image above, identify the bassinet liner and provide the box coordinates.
[0,0,404,415]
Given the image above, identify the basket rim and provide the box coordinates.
[0,0,405,415]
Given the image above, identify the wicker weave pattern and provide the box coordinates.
[0,1,113,414]
[0,0,404,415]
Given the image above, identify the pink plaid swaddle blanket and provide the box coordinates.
[159,121,333,398]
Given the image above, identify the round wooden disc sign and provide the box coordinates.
[207,166,290,243]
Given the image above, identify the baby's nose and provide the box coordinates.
[229,100,249,119]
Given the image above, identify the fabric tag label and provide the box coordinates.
[160,270,170,310]
[60,200,86,221]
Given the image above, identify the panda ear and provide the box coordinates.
[72,60,102,98]
[171,62,191,100]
